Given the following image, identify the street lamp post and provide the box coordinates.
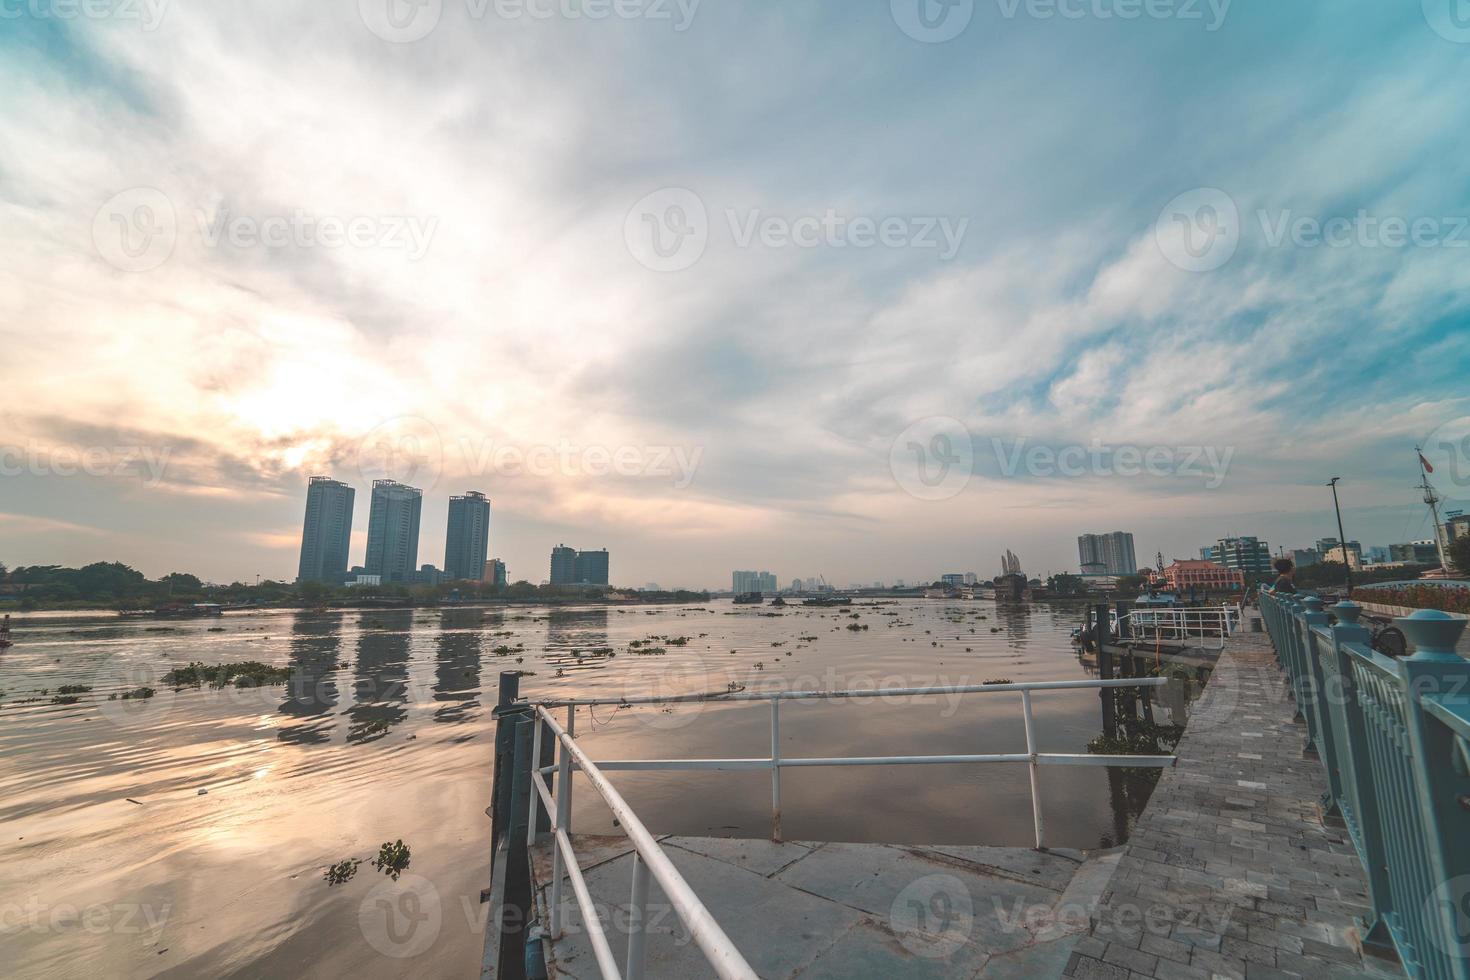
[1327,477,1352,597]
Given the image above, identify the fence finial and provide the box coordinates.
[1398,609,1468,662]
[1333,600,1362,625]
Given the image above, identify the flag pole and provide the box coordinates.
[1416,446,1449,572]
[1327,477,1352,597]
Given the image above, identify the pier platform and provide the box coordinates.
[1066,621,1402,980]
[531,834,1123,978]
[514,617,1415,979]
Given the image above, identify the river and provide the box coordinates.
[0,598,1197,978]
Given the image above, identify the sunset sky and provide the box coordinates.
[3,2,1468,588]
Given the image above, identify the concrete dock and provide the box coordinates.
[525,619,1408,978]
[1064,622,1401,980]
[531,834,1123,978]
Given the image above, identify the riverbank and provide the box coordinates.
[1066,620,1398,979]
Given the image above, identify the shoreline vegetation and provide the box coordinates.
[0,560,711,613]
[0,557,1452,616]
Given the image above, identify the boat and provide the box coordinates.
[733,592,764,605]
[769,596,787,607]
[0,614,11,649]
[152,602,225,619]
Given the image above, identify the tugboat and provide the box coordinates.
[733,592,764,605]
[769,596,787,607]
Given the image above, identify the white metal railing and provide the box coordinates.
[1111,603,1241,650]
[532,704,757,980]
[527,677,1174,978]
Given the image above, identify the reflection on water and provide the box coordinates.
[349,610,413,744]
[0,598,1209,979]
[434,609,484,724]
[278,613,340,745]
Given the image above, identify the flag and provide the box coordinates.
[1420,453,1435,474]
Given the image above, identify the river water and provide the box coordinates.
[0,598,1196,978]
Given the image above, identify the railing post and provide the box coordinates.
[626,852,652,980]
[550,705,575,937]
[1395,610,1470,977]
[1296,596,1329,756]
[770,698,782,842]
[1021,690,1044,849]
[528,718,543,836]
[1327,602,1393,950]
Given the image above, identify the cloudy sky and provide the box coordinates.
[2,0,1469,588]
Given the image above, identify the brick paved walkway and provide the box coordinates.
[1065,620,1403,980]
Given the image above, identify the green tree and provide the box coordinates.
[1449,535,1470,577]
[159,572,203,593]
[1046,573,1086,596]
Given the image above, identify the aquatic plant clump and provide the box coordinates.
[324,858,361,886]
[161,661,294,688]
[372,840,411,880]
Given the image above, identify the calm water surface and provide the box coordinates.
[0,599,1197,978]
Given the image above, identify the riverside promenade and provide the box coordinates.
[1065,618,1401,980]
[490,601,1470,979]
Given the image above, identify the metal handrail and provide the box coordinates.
[1257,588,1470,980]
[1111,603,1241,650]
[542,675,1169,708]
[525,675,1178,979]
[535,704,758,980]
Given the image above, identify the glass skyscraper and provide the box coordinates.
[574,549,610,586]
[444,491,491,582]
[297,477,355,584]
[549,545,577,585]
[550,545,609,586]
[364,480,423,584]
[1077,531,1138,575]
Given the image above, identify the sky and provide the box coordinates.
[2,0,1469,589]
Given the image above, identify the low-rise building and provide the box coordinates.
[1162,559,1246,592]
[1389,541,1440,566]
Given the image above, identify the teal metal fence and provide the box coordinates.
[1258,589,1470,979]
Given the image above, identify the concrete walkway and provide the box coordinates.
[1066,622,1403,980]
[528,620,1407,979]
[532,835,1122,978]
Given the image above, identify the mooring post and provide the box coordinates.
[494,716,537,980]
[491,671,523,858]
[1094,603,1116,737]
